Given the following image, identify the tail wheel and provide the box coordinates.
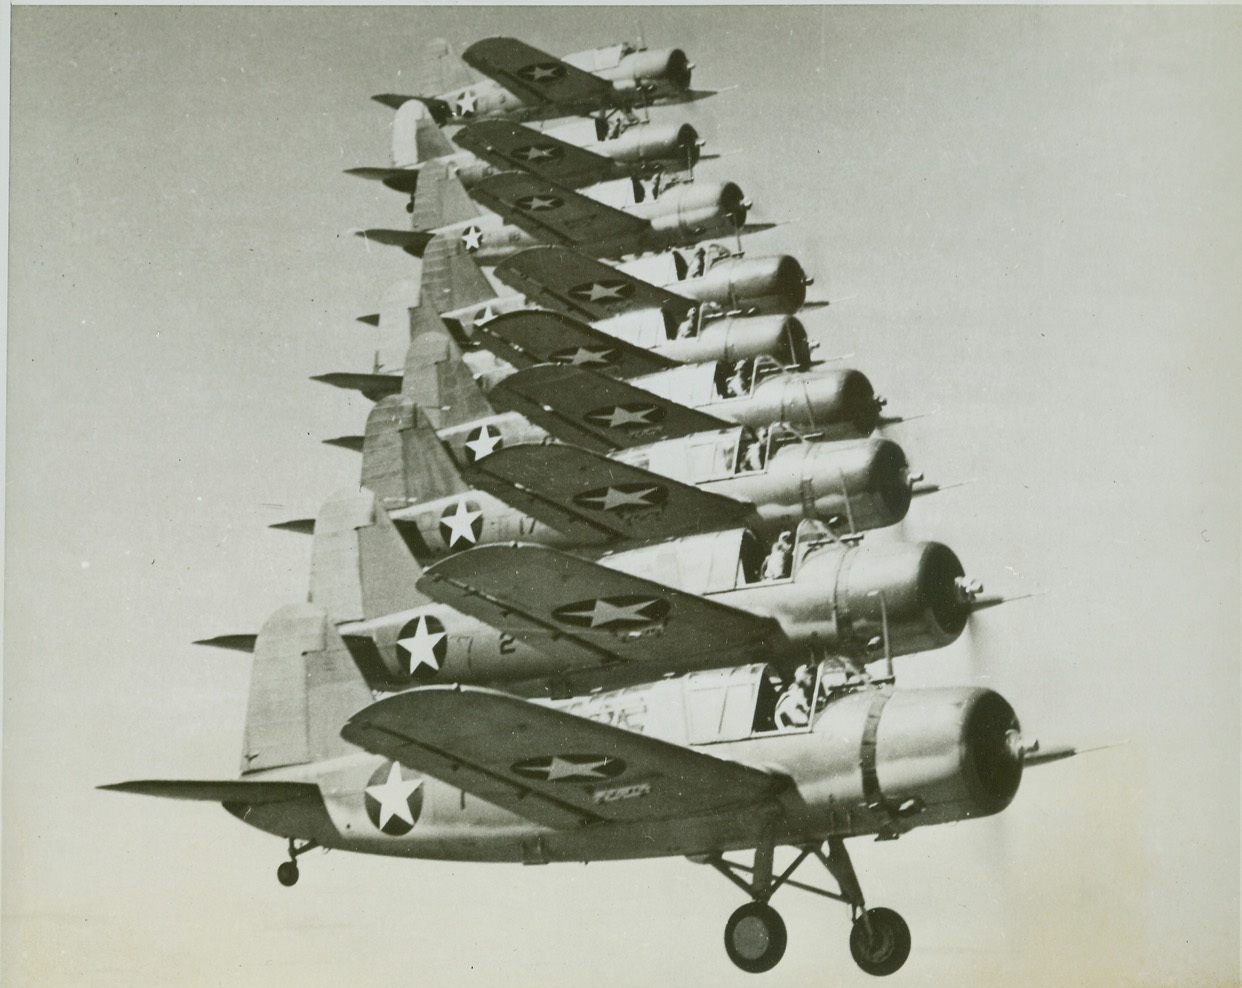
[724,901,787,974]
[849,907,910,976]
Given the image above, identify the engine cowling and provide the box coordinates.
[796,540,972,657]
[678,254,810,314]
[745,368,881,438]
[611,48,693,94]
[805,687,1023,833]
[655,314,810,368]
[594,122,701,170]
[636,181,749,240]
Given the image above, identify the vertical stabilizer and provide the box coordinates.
[392,100,458,169]
[310,489,429,625]
[241,603,373,774]
[363,395,471,506]
[416,38,478,97]
[410,159,482,232]
[420,231,499,314]
[402,310,497,428]
[373,279,422,375]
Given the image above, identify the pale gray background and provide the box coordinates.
[6,6,1240,987]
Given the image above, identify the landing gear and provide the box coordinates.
[276,837,319,888]
[706,836,910,976]
[849,907,911,976]
[724,902,787,973]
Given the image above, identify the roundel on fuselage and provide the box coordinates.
[363,760,424,836]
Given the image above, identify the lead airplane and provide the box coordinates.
[375,35,716,128]
[105,591,1078,975]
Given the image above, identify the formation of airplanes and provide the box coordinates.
[105,34,1081,977]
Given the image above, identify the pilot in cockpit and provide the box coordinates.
[774,663,815,729]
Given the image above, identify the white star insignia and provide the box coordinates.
[544,756,613,781]
[588,486,663,511]
[562,347,614,366]
[440,500,483,547]
[518,146,557,161]
[397,617,447,673]
[522,195,559,211]
[365,763,423,830]
[464,426,503,460]
[564,598,661,628]
[578,282,629,303]
[602,406,658,428]
[527,65,560,82]
[461,226,484,252]
[455,91,478,116]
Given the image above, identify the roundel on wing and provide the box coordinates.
[566,279,636,304]
[514,194,564,212]
[550,595,671,631]
[572,483,669,513]
[462,424,504,463]
[583,402,666,431]
[513,143,563,163]
[439,499,484,550]
[395,614,448,681]
[364,760,425,836]
[546,344,619,367]
[510,754,627,783]
[516,61,567,84]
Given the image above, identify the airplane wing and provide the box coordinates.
[493,245,695,324]
[488,363,730,451]
[469,172,650,254]
[453,120,628,188]
[416,544,790,690]
[470,310,676,378]
[462,37,619,110]
[342,686,785,829]
[463,443,754,545]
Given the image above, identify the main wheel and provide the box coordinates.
[849,907,910,976]
[276,861,300,887]
[724,902,787,974]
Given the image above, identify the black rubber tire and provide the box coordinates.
[276,861,300,887]
[849,907,911,976]
[724,901,787,974]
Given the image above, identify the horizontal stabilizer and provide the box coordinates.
[356,313,381,327]
[323,435,364,453]
[372,93,417,110]
[355,228,435,258]
[372,94,452,124]
[99,780,321,804]
[342,686,783,830]
[310,372,402,401]
[193,634,257,653]
[270,518,315,535]
[345,167,420,195]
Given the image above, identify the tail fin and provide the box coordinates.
[363,395,471,506]
[420,230,499,315]
[416,38,477,97]
[372,279,422,376]
[402,308,497,428]
[240,603,373,773]
[392,100,457,169]
[309,488,430,624]
[410,159,482,231]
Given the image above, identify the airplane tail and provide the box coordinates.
[239,603,374,773]
[309,488,431,626]
[410,159,482,231]
[363,394,471,506]
[420,231,499,315]
[416,37,477,98]
[402,307,497,428]
[391,99,457,169]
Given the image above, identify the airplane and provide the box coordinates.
[104,591,1077,975]
[315,306,890,442]
[374,36,716,128]
[347,103,704,212]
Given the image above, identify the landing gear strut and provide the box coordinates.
[276,837,319,887]
[708,836,910,976]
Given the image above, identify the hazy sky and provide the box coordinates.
[5,6,1240,988]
